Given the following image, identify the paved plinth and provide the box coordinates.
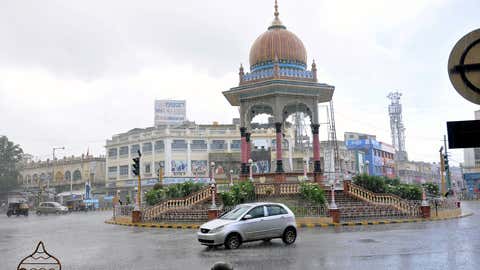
[0,202,479,270]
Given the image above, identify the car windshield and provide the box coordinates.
[220,205,251,220]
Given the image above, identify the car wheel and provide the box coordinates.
[36,211,41,215]
[55,210,60,215]
[7,212,11,217]
[282,227,297,245]
[225,233,242,250]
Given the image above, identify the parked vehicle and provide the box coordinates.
[6,202,29,217]
[36,202,69,215]
[197,202,297,249]
[66,199,87,212]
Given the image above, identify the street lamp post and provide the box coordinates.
[303,157,308,181]
[229,169,234,187]
[330,184,337,209]
[248,158,254,182]
[210,162,216,209]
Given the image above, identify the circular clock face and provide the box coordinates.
[448,28,480,105]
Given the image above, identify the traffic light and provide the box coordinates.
[444,154,449,171]
[132,157,140,176]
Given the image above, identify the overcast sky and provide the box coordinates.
[0,0,479,164]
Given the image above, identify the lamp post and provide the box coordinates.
[330,184,337,209]
[303,157,308,181]
[365,160,370,175]
[229,169,234,187]
[248,158,254,182]
[52,146,65,194]
[210,162,216,209]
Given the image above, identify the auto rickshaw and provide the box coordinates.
[6,202,29,217]
[66,199,87,212]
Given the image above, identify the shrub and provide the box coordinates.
[220,181,255,206]
[422,182,439,197]
[145,181,205,206]
[387,184,422,200]
[353,174,387,193]
[299,182,326,205]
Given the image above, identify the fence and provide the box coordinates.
[114,205,135,218]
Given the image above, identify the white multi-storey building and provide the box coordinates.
[105,121,297,193]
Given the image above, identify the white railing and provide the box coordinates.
[142,186,212,221]
[344,181,421,217]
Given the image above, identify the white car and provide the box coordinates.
[197,202,297,249]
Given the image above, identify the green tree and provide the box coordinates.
[0,136,23,192]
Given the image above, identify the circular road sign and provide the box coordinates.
[448,28,480,105]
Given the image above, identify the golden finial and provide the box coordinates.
[274,0,279,19]
[269,0,285,30]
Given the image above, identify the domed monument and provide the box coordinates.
[223,0,334,182]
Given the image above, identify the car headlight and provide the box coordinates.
[210,225,225,233]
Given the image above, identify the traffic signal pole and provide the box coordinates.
[440,148,446,196]
[443,135,451,190]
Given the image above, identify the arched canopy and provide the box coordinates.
[247,103,274,124]
[282,102,313,123]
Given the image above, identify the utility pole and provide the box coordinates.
[440,146,446,196]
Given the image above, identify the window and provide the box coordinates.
[144,163,151,174]
[267,205,287,216]
[64,171,71,181]
[119,165,129,176]
[108,148,118,158]
[131,144,140,155]
[142,142,152,153]
[191,140,207,151]
[108,166,117,178]
[73,170,82,181]
[172,140,187,151]
[247,206,265,219]
[210,140,226,151]
[231,140,241,150]
[155,141,164,153]
[119,146,129,157]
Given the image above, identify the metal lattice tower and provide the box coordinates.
[387,92,408,161]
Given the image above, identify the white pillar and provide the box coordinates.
[165,138,172,176]
[227,139,231,153]
[288,138,293,172]
[187,140,192,175]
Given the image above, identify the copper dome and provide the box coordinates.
[249,2,307,68]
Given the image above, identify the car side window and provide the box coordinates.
[267,205,287,216]
[247,206,265,219]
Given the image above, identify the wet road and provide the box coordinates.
[1,201,479,270]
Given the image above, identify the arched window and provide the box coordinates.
[55,172,63,182]
[33,174,38,185]
[64,171,71,181]
[18,174,24,184]
[73,170,82,181]
[26,175,31,185]
[40,173,46,181]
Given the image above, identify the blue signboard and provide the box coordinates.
[163,177,211,185]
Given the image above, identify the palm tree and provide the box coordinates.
[0,136,24,192]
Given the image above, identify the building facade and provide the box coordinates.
[463,110,480,197]
[345,132,396,178]
[396,161,441,184]
[18,155,106,193]
[105,121,300,191]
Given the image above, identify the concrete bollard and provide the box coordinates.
[211,262,233,270]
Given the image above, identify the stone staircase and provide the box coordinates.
[326,191,409,221]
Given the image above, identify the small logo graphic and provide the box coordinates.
[17,241,61,270]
